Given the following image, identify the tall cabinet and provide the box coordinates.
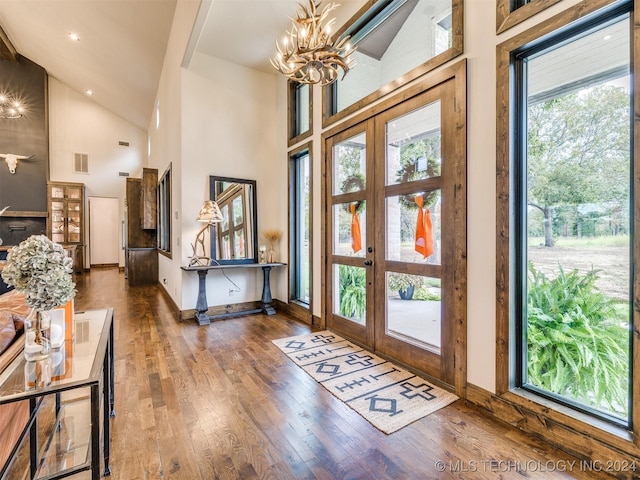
[125,170,158,286]
[47,181,85,274]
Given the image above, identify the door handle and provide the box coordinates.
[364,260,373,266]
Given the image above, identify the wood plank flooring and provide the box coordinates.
[73,267,615,480]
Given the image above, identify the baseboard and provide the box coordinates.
[278,299,313,324]
[466,383,640,478]
[157,282,180,321]
[179,300,261,322]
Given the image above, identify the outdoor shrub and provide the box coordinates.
[527,263,629,416]
[339,265,366,320]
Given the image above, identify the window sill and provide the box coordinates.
[504,388,633,443]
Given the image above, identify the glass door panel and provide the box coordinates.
[374,82,457,385]
[386,273,442,352]
[333,202,366,258]
[385,191,441,265]
[67,201,81,243]
[333,132,366,195]
[334,264,367,325]
[385,101,442,186]
[67,187,81,199]
[326,124,374,345]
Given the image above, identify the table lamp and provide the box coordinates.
[189,200,223,266]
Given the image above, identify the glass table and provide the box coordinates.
[0,308,115,480]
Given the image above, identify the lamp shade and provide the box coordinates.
[196,200,223,223]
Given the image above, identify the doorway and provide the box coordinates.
[89,196,119,267]
[323,69,466,392]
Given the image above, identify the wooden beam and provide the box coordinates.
[0,25,17,62]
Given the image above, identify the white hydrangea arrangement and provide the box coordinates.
[1,235,76,310]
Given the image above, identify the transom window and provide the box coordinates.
[323,0,462,126]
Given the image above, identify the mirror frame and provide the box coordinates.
[209,175,258,265]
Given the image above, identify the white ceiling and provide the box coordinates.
[0,0,366,130]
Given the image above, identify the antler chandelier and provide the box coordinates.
[0,91,25,119]
[271,0,355,86]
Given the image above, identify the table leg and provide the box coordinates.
[194,270,211,325]
[260,266,276,315]
[109,321,115,417]
[90,384,100,480]
[103,334,112,476]
[29,398,37,479]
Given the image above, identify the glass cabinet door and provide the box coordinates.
[67,201,81,243]
[51,201,65,244]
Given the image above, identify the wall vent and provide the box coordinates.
[118,141,130,147]
[73,153,88,173]
[118,172,130,177]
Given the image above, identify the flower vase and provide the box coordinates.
[267,245,276,263]
[24,308,51,362]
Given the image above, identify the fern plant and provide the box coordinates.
[339,265,366,321]
[527,263,629,417]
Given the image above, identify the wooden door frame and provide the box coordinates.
[321,59,467,396]
[371,79,458,388]
[323,120,375,347]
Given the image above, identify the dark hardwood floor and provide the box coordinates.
[74,267,613,480]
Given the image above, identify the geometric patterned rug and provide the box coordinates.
[272,330,458,434]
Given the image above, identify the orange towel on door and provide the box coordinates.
[351,203,362,253]
[415,194,434,258]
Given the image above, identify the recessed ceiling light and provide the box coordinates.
[68,32,80,42]
[603,35,612,41]
[85,90,94,96]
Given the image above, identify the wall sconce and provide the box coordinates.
[0,92,25,119]
[189,200,224,266]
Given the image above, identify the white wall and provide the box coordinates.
[145,0,200,307]
[48,77,147,268]
[179,53,286,310]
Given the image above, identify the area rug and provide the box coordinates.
[272,330,458,434]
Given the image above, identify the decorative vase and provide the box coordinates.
[398,285,415,300]
[267,245,276,263]
[24,308,52,362]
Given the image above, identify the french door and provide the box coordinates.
[324,77,466,391]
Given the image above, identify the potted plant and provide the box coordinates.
[1,235,76,361]
[388,273,424,300]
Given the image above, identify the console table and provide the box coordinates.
[181,263,286,326]
[0,308,115,480]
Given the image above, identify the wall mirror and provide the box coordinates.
[209,176,258,264]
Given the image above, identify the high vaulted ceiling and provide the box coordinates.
[0,0,365,131]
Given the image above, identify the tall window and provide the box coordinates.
[288,81,312,146]
[513,7,631,425]
[157,164,171,256]
[290,146,312,306]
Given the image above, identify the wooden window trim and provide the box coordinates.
[321,0,463,129]
[495,0,640,462]
[496,0,563,34]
